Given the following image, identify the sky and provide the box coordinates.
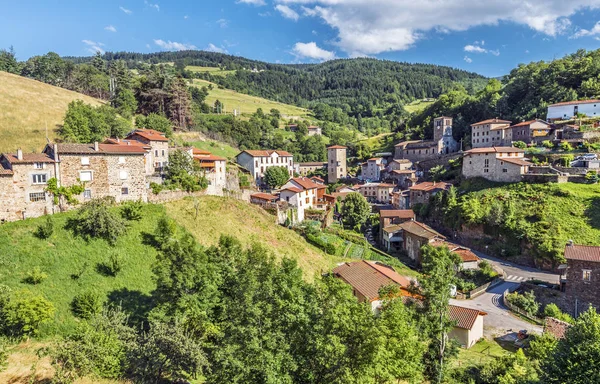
[2,0,600,77]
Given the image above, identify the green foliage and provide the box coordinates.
[100,252,125,277]
[71,291,103,320]
[263,166,290,188]
[23,267,48,285]
[341,192,371,230]
[506,290,539,315]
[135,113,173,138]
[45,177,85,207]
[586,170,599,183]
[477,349,538,384]
[165,149,208,192]
[120,200,144,221]
[68,198,127,245]
[560,141,574,151]
[562,154,575,166]
[113,88,137,119]
[513,141,527,149]
[35,216,54,239]
[305,233,337,255]
[543,303,574,323]
[0,287,55,337]
[150,181,163,194]
[60,100,131,143]
[541,140,554,149]
[0,337,8,372]
[0,46,20,74]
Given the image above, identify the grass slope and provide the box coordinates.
[0,71,103,153]
[166,196,340,279]
[191,78,310,118]
[404,99,436,114]
[174,132,240,159]
[187,66,237,77]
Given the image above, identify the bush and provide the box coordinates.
[23,267,48,285]
[71,292,104,320]
[0,288,55,337]
[150,182,163,195]
[0,337,7,372]
[506,290,539,315]
[456,279,476,292]
[35,217,54,239]
[513,141,527,149]
[560,141,573,151]
[541,140,554,149]
[543,303,574,323]
[100,252,124,277]
[68,198,127,245]
[121,201,144,221]
[306,233,337,255]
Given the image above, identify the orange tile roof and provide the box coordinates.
[194,154,227,161]
[127,129,169,142]
[565,244,600,262]
[241,149,293,157]
[430,240,480,263]
[380,210,415,219]
[327,145,347,149]
[471,118,512,126]
[448,305,487,330]
[333,260,413,301]
[193,148,211,155]
[281,186,303,194]
[98,144,147,154]
[104,138,150,148]
[464,146,525,154]
[549,99,600,107]
[409,182,451,192]
[251,192,279,201]
[290,177,320,190]
[399,221,444,240]
[502,158,531,166]
[2,153,55,164]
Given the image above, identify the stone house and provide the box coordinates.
[236,150,294,186]
[510,119,552,144]
[250,192,279,205]
[394,117,460,161]
[399,221,445,264]
[327,145,347,183]
[43,142,148,204]
[379,209,415,249]
[307,126,322,136]
[0,150,57,222]
[125,129,169,174]
[408,181,451,207]
[471,118,513,148]
[561,243,600,312]
[391,190,410,210]
[462,147,531,183]
[297,162,326,176]
[361,158,386,181]
[190,148,228,193]
[358,182,395,203]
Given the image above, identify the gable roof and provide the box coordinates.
[549,99,600,107]
[327,145,347,149]
[53,143,145,155]
[464,146,525,155]
[332,260,413,301]
[1,153,55,164]
[502,158,532,166]
[251,192,279,201]
[409,182,451,192]
[127,129,169,142]
[399,221,444,240]
[510,119,550,128]
[471,118,512,126]
[380,209,415,219]
[281,186,303,194]
[448,305,487,330]
[564,244,600,262]
[290,177,320,190]
[430,240,480,263]
[239,149,293,157]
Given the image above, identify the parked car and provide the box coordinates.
[582,153,598,160]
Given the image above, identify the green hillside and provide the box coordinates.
[186,65,236,77]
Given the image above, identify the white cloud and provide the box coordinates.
[154,39,196,51]
[237,0,266,5]
[279,0,596,56]
[144,0,159,11]
[104,25,117,32]
[184,15,189,19]
[312,29,318,35]
[572,20,600,38]
[119,6,132,14]
[489,49,500,56]
[82,40,105,54]
[275,4,300,20]
[217,18,229,28]
[292,41,335,61]
[464,56,472,63]
[205,43,228,54]
[525,49,530,53]
[464,44,487,53]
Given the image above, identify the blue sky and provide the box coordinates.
[1,0,600,77]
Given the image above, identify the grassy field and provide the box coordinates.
[191,78,310,118]
[356,132,396,154]
[174,131,240,159]
[186,66,237,77]
[452,338,515,369]
[404,99,436,114]
[0,71,103,153]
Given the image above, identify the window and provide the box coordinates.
[79,171,93,182]
[33,162,44,169]
[119,170,128,180]
[83,189,92,199]
[162,150,165,157]
[155,150,158,157]
[484,159,489,168]
[81,157,90,165]
[29,192,45,202]
[121,187,129,195]
[32,174,47,184]
[484,169,489,173]
[119,156,125,164]
[502,168,508,173]
[583,269,592,282]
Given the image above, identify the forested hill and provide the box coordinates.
[65,50,488,116]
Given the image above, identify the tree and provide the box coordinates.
[560,141,573,151]
[586,170,599,184]
[513,141,527,149]
[45,177,85,211]
[542,307,600,383]
[429,165,446,182]
[0,287,55,337]
[341,192,371,231]
[114,88,137,119]
[214,99,223,114]
[419,245,460,383]
[263,166,290,189]
[0,46,19,74]
[168,76,193,130]
[61,100,131,143]
[67,198,127,245]
[135,113,173,137]
[165,149,207,192]
[541,140,554,149]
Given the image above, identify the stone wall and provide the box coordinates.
[0,162,55,222]
[415,153,462,172]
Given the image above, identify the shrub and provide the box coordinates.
[541,140,554,149]
[513,141,527,149]
[23,267,48,285]
[150,182,163,195]
[35,217,54,239]
[121,201,144,221]
[543,303,574,323]
[71,292,104,320]
[560,141,573,151]
[0,289,55,337]
[306,233,337,255]
[506,290,539,315]
[100,252,124,277]
[68,198,127,245]
[456,279,476,292]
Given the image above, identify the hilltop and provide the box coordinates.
[0,71,103,153]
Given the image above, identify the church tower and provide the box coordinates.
[327,145,347,183]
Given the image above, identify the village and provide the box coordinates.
[2,98,600,352]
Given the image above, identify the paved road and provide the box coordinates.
[451,281,543,336]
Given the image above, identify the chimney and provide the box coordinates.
[16,149,23,161]
[94,142,99,151]
[568,239,574,246]
[127,141,131,146]
[53,143,59,161]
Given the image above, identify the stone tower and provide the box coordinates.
[433,116,453,142]
[327,145,347,183]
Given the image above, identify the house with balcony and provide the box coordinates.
[510,119,552,144]
[125,129,169,174]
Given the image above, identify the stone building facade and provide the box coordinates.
[562,244,600,312]
[510,119,552,144]
[462,147,530,183]
[408,182,451,207]
[0,150,57,222]
[471,118,513,148]
[394,117,460,162]
[125,129,170,174]
[236,150,294,185]
[327,145,347,183]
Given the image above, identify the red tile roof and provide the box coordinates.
[409,182,451,192]
[399,221,444,240]
[549,99,600,107]
[380,210,415,219]
[98,144,147,154]
[510,119,549,128]
[2,153,55,164]
[502,158,531,166]
[127,129,169,142]
[430,240,480,263]
[281,186,303,194]
[448,305,487,330]
[290,177,320,190]
[564,244,600,262]
[251,192,279,201]
[471,118,512,126]
[333,260,413,301]
[193,148,211,155]
[327,145,347,149]
[241,150,293,157]
[104,138,150,148]
[464,146,525,154]
[194,154,227,161]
